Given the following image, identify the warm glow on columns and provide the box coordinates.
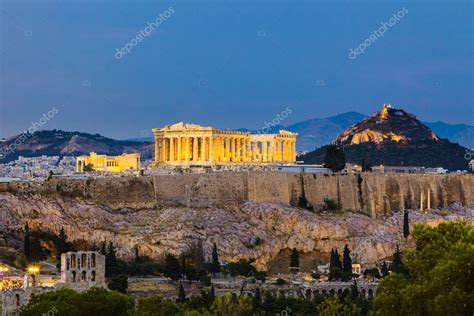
[200,137,206,161]
[209,137,214,162]
[185,137,190,162]
[225,137,230,161]
[177,137,182,162]
[170,137,175,161]
[193,137,198,162]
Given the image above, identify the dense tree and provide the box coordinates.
[317,297,360,315]
[210,243,220,275]
[374,221,474,315]
[134,295,179,316]
[209,293,253,316]
[290,247,299,273]
[403,209,409,241]
[342,244,352,281]
[163,253,181,280]
[323,144,346,172]
[107,274,128,294]
[19,287,133,316]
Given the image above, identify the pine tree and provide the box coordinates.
[391,244,408,276]
[177,283,186,303]
[403,209,409,241]
[23,222,31,262]
[211,243,220,275]
[381,261,389,277]
[290,248,299,269]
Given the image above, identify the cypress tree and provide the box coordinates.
[381,261,389,277]
[290,248,299,269]
[342,244,352,280]
[329,248,335,269]
[403,209,409,240]
[177,283,186,303]
[106,242,118,277]
[56,227,69,264]
[164,253,182,280]
[350,279,359,300]
[23,222,31,263]
[181,255,187,279]
[211,243,220,274]
[334,249,342,269]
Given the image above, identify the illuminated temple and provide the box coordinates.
[152,122,297,165]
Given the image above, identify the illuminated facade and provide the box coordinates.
[76,152,140,173]
[152,122,297,165]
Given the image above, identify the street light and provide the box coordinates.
[26,265,40,274]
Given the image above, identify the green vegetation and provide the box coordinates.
[290,247,299,273]
[323,144,346,172]
[19,287,134,316]
[374,221,474,315]
[323,197,340,211]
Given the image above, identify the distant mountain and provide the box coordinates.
[300,105,470,171]
[231,112,473,151]
[424,121,474,149]
[0,130,153,163]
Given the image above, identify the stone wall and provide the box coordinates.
[1,172,472,217]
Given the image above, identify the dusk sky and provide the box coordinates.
[0,0,472,139]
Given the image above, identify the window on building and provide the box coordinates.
[72,271,76,282]
[81,271,86,281]
[91,254,96,267]
[81,254,86,268]
[15,294,20,306]
[71,254,76,268]
[91,270,96,281]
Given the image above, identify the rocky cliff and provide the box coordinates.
[0,172,472,271]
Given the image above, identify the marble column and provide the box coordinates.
[202,137,207,161]
[170,137,175,161]
[193,137,198,162]
[185,137,190,162]
[262,141,267,162]
[209,136,214,162]
[177,137,182,162]
[161,138,167,162]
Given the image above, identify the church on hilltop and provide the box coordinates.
[152,122,297,165]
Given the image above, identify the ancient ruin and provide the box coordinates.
[152,122,297,165]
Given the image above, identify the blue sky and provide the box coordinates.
[0,0,472,139]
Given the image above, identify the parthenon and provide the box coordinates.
[152,122,297,165]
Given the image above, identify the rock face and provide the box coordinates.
[0,172,472,271]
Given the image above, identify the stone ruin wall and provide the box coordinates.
[1,172,472,217]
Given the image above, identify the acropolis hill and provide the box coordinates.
[1,172,472,271]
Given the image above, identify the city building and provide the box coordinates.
[273,164,331,173]
[469,160,474,172]
[76,152,140,173]
[344,163,363,173]
[1,251,105,315]
[152,122,297,166]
